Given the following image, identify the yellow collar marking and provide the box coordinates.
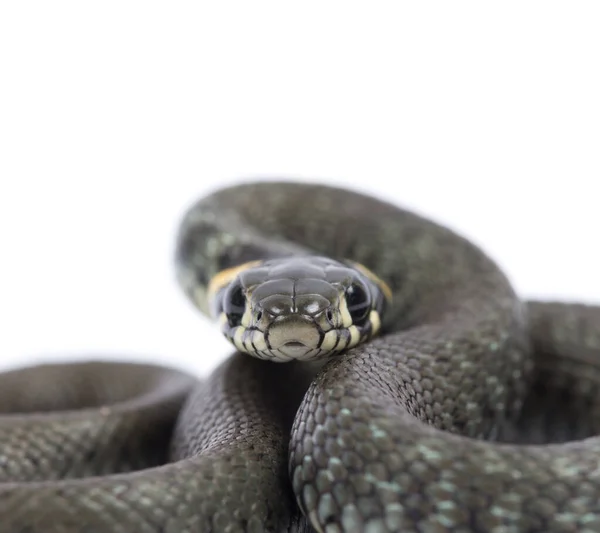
[207,260,263,302]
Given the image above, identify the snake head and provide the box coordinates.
[208,257,390,362]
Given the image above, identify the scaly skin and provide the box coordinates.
[1,181,599,532]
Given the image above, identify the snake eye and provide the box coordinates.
[224,281,246,328]
[345,282,370,325]
[326,309,334,324]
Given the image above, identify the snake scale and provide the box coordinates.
[1,181,600,533]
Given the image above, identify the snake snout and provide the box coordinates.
[265,316,321,360]
[206,255,388,362]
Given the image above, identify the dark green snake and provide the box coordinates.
[1,181,600,533]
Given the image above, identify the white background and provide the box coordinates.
[0,3,599,378]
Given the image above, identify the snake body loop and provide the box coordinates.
[1,181,600,532]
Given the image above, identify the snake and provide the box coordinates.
[1,181,600,533]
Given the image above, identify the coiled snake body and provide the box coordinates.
[1,181,600,532]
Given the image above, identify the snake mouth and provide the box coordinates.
[278,340,312,359]
[263,317,323,360]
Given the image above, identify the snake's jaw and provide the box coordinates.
[263,316,320,359]
[221,295,342,362]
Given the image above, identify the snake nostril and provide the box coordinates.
[256,311,263,323]
[326,309,334,323]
